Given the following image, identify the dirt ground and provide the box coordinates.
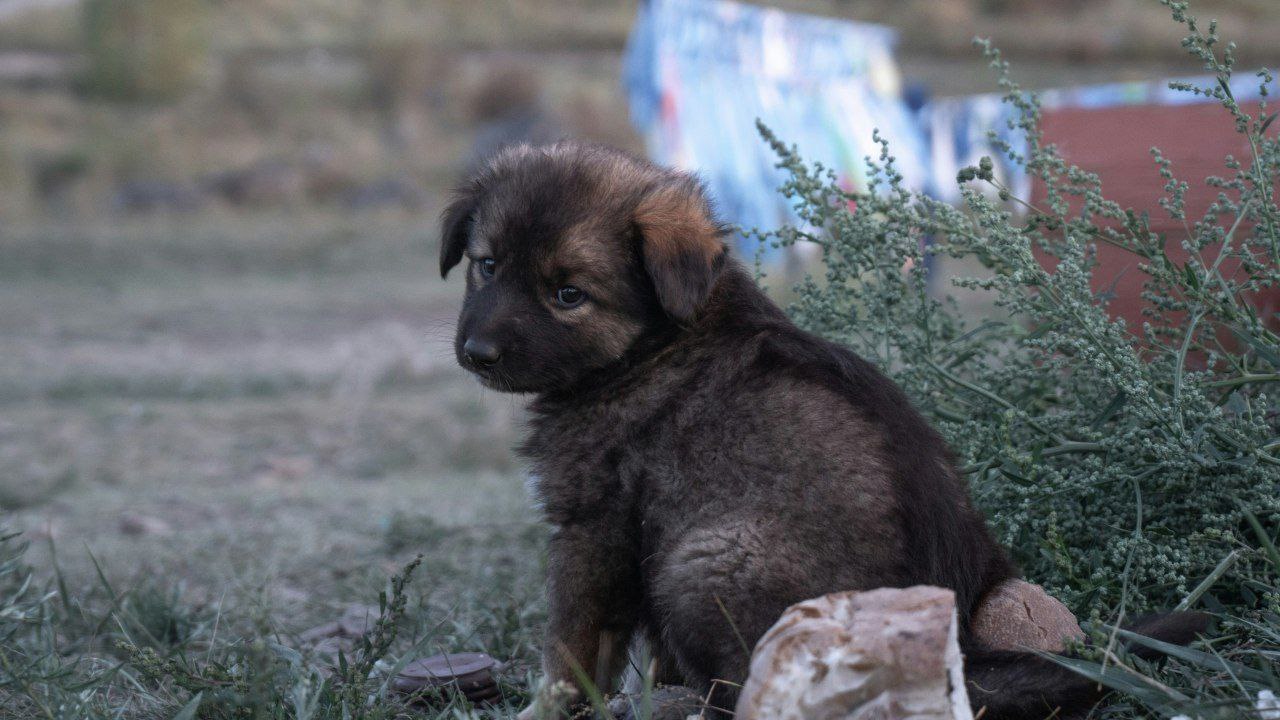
[1,210,545,644]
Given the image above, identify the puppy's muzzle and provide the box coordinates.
[463,336,502,367]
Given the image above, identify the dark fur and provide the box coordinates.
[441,142,1208,718]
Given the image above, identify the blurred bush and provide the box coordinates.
[81,0,208,101]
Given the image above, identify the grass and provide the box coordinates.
[1041,513,1280,719]
[0,524,551,718]
[0,211,553,718]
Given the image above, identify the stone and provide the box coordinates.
[119,513,172,537]
[254,454,315,487]
[299,604,379,644]
[971,579,1083,653]
[736,586,972,720]
[607,685,703,720]
[337,604,379,637]
[391,653,500,706]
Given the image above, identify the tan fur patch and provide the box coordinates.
[540,311,636,362]
[634,183,722,270]
[634,178,725,321]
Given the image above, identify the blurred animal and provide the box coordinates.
[440,141,1208,719]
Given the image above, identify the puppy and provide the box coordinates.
[441,142,1205,719]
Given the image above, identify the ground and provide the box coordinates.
[0,210,552,716]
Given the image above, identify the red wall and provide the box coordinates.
[1029,101,1278,335]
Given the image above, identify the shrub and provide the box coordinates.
[81,0,208,102]
[759,0,1280,618]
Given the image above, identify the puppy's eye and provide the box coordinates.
[555,286,586,307]
[477,258,496,279]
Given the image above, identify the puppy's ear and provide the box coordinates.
[439,184,483,278]
[635,176,726,322]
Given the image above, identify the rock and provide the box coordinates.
[337,604,379,637]
[255,454,315,485]
[299,604,380,645]
[308,636,354,671]
[607,685,703,720]
[971,579,1083,653]
[119,513,173,537]
[299,621,344,645]
[736,586,972,720]
[201,160,305,207]
[110,179,203,214]
[299,604,382,676]
[339,177,426,210]
[391,653,500,706]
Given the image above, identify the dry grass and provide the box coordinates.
[0,210,537,639]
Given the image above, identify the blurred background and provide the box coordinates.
[1,0,1278,625]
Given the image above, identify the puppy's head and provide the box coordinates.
[440,142,727,392]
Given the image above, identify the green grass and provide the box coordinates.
[0,520,551,719]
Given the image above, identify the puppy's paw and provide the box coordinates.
[520,679,581,719]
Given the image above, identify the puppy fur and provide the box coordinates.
[440,142,1205,719]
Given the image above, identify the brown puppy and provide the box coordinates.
[440,142,1205,719]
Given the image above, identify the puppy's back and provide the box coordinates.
[632,265,1014,625]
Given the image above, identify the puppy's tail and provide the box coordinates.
[963,612,1210,720]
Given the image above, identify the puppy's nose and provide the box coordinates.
[463,337,502,367]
